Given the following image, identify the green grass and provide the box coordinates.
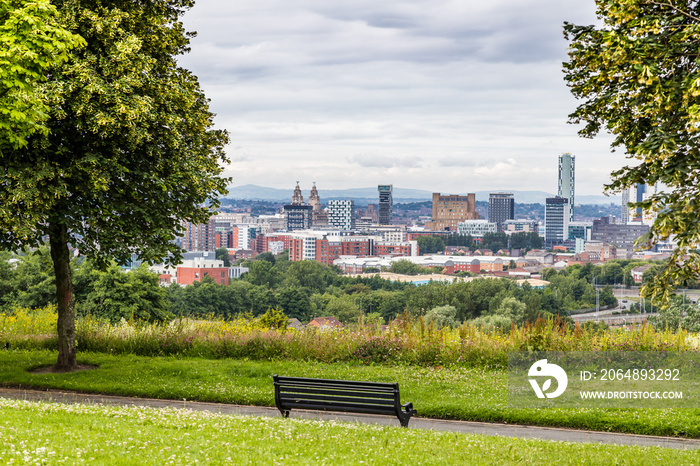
[1,398,698,465]
[2,349,700,438]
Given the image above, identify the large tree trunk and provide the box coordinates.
[49,221,77,369]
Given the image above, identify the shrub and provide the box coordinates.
[353,337,402,364]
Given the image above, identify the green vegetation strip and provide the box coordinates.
[3,350,700,439]
[1,398,697,465]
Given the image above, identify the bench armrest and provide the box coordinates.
[402,402,416,415]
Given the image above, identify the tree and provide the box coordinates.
[480,232,508,253]
[255,252,276,264]
[277,287,311,321]
[78,264,171,323]
[0,0,84,148]
[389,259,424,275]
[215,248,231,267]
[283,260,334,293]
[415,235,445,255]
[424,304,458,329]
[564,1,700,303]
[0,248,56,309]
[509,231,543,250]
[491,297,527,325]
[0,1,229,369]
[244,260,279,288]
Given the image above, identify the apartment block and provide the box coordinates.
[327,199,356,230]
[457,219,497,237]
[488,193,514,231]
[558,153,575,222]
[182,218,216,252]
[502,219,538,233]
[545,197,570,248]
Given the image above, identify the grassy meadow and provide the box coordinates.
[2,398,698,465]
[2,306,700,439]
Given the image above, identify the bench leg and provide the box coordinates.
[283,410,290,418]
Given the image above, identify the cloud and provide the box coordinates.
[347,154,423,169]
[177,0,617,195]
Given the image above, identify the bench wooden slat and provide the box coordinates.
[273,375,416,427]
[279,394,395,406]
[276,380,397,391]
[275,376,395,387]
[279,386,396,399]
[280,402,399,416]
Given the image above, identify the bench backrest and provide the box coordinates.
[274,375,400,416]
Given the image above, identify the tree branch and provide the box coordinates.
[648,1,700,22]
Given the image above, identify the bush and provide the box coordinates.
[467,315,513,334]
[353,337,402,364]
[425,305,458,329]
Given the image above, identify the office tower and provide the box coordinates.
[557,153,575,221]
[488,193,515,231]
[592,217,649,250]
[626,183,659,226]
[378,185,393,225]
[545,196,570,248]
[327,200,356,230]
[426,193,479,231]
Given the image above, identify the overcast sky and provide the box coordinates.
[177,0,620,196]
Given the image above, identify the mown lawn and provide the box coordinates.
[2,349,700,438]
[1,398,698,465]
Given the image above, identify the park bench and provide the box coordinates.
[273,375,417,427]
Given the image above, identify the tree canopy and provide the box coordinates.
[0,0,229,368]
[564,1,700,302]
[0,0,84,148]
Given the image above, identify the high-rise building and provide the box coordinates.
[545,196,570,248]
[621,189,630,225]
[626,183,657,225]
[378,185,393,225]
[488,193,515,231]
[327,200,356,230]
[182,217,217,251]
[283,205,312,230]
[426,193,479,231]
[557,153,575,222]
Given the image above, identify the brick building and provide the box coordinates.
[425,193,479,231]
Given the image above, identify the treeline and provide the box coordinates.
[1,248,623,328]
[415,231,543,255]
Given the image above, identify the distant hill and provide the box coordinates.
[225,184,619,206]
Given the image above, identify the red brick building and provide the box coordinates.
[176,266,229,286]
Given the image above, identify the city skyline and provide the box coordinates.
[178,1,618,196]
